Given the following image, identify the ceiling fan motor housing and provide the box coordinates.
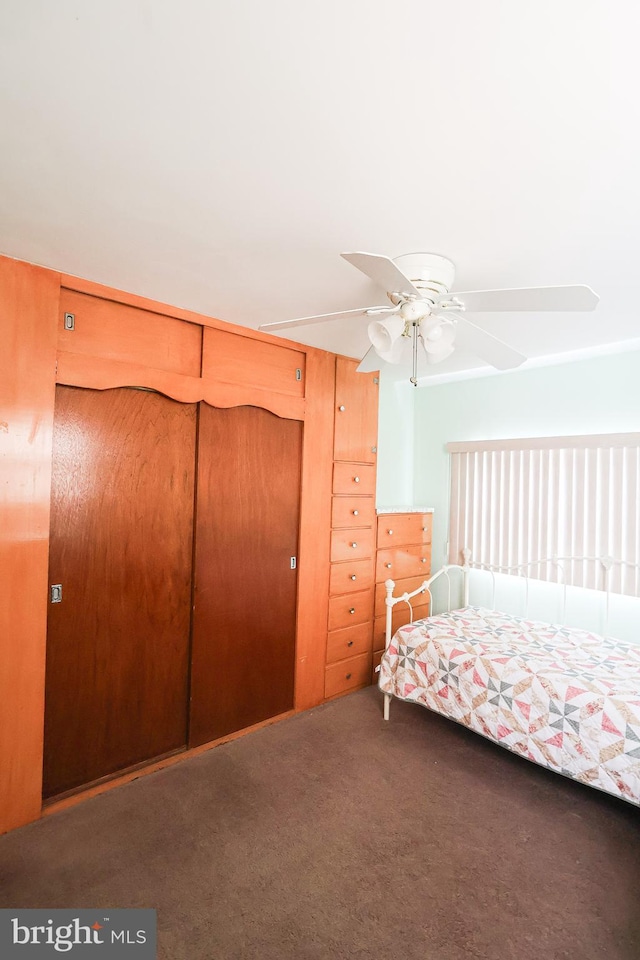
[392,253,455,303]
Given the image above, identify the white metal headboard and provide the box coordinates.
[466,553,640,635]
[383,563,470,651]
[383,552,640,653]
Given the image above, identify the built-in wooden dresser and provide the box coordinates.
[325,357,379,700]
[373,508,434,679]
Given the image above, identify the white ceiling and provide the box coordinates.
[1,0,639,383]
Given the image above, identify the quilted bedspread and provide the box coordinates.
[379,606,640,805]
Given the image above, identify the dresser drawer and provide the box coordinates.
[376,513,433,546]
[325,652,372,699]
[329,558,375,596]
[332,462,376,496]
[328,588,375,631]
[331,495,376,529]
[330,527,375,563]
[374,576,432,618]
[376,545,432,582]
[326,621,373,665]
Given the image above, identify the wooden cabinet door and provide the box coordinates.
[202,328,305,397]
[44,387,196,799]
[189,405,302,745]
[333,357,379,463]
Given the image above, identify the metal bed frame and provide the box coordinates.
[381,552,640,721]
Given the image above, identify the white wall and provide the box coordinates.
[412,347,640,571]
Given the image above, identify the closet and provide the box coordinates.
[43,289,306,799]
[44,386,197,798]
[2,254,338,831]
[189,405,301,745]
[44,390,302,796]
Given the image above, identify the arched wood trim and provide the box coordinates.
[55,353,306,421]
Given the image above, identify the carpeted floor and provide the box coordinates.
[1,686,639,960]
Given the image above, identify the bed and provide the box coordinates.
[378,563,640,806]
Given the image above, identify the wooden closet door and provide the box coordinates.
[190,405,302,745]
[44,386,196,799]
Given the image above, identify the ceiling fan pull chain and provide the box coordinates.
[410,322,419,387]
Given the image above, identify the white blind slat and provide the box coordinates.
[449,452,461,565]
[448,433,640,598]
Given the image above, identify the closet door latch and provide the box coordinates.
[290,557,297,570]
[50,583,63,603]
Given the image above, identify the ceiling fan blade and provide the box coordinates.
[356,346,381,373]
[341,252,422,299]
[454,314,527,370]
[449,285,599,313]
[259,306,388,332]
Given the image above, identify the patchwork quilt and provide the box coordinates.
[379,606,640,805]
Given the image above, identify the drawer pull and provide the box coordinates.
[421,558,427,563]
[353,476,360,483]
[338,405,345,412]
[349,608,355,615]
[351,542,358,548]
[347,640,354,647]
[388,529,393,535]
[353,509,359,516]
[346,673,352,680]
[351,574,357,581]
[386,563,392,569]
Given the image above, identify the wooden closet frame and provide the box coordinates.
[1,254,336,834]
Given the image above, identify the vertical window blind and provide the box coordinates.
[447,433,640,597]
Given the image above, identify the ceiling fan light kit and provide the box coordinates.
[422,317,456,364]
[259,251,599,385]
[367,316,407,364]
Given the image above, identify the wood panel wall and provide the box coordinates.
[0,258,60,833]
[0,253,336,834]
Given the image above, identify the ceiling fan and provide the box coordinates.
[259,252,599,385]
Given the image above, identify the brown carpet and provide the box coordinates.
[1,686,639,960]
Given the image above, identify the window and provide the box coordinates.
[447,433,640,596]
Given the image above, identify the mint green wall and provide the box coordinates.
[375,375,415,507]
[411,349,640,570]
